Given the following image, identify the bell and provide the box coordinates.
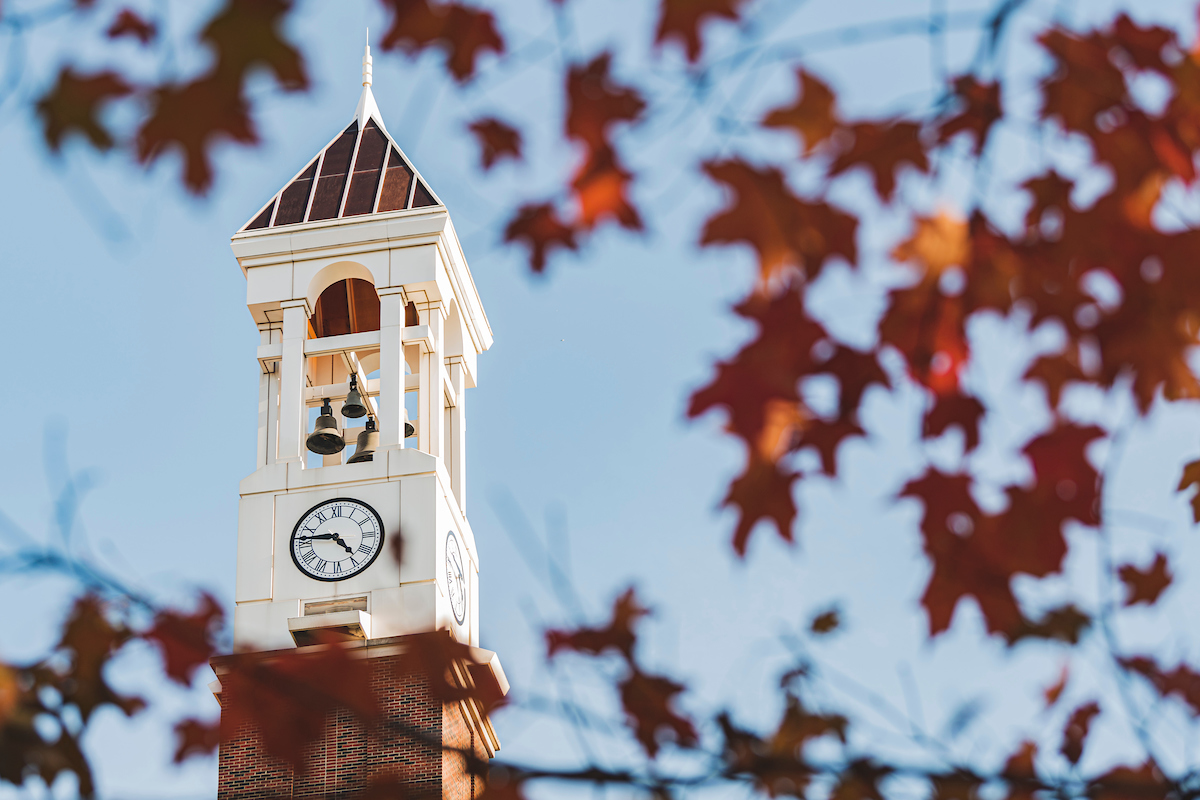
[404,407,415,439]
[347,418,379,463]
[306,400,346,455]
[342,374,368,419]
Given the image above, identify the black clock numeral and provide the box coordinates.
[333,505,343,517]
[301,550,316,565]
[331,561,342,574]
[314,558,327,573]
[358,543,372,555]
[315,511,327,523]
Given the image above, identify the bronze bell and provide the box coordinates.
[342,374,368,419]
[404,407,415,439]
[306,400,345,455]
[347,418,378,463]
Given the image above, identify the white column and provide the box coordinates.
[448,358,466,512]
[277,301,310,465]
[256,324,281,468]
[377,288,406,451]
[419,303,445,458]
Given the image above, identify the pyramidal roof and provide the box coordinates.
[240,45,443,233]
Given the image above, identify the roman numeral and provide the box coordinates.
[314,558,327,573]
[315,511,327,523]
[332,561,342,574]
[332,506,343,517]
[301,550,316,564]
[358,543,372,555]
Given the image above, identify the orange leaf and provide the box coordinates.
[571,144,642,231]
[1044,664,1069,707]
[106,8,156,44]
[891,211,970,275]
[467,117,522,170]
[762,69,840,156]
[1118,552,1172,606]
[702,160,858,282]
[565,52,645,153]
[503,202,579,274]
[35,68,133,152]
[1060,701,1100,764]
[546,587,649,660]
[618,667,697,757]
[380,0,504,83]
[830,121,929,202]
[655,0,747,62]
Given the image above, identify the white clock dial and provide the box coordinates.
[445,530,467,625]
[290,499,385,582]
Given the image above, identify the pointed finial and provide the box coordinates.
[362,34,373,87]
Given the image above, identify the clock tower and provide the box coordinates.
[212,46,506,799]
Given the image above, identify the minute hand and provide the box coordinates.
[299,534,337,541]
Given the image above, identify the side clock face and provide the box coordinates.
[290,498,385,582]
[445,531,467,625]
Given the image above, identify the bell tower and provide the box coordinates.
[214,45,506,799]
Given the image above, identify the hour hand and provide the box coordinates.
[331,534,353,553]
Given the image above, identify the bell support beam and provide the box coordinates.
[256,324,282,468]
[448,358,466,512]
[277,300,311,464]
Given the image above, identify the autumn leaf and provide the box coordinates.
[398,630,506,711]
[1044,664,1069,707]
[1177,458,1200,522]
[54,595,144,722]
[468,117,522,170]
[809,607,840,635]
[1001,741,1040,800]
[797,417,864,476]
[655,0,747,62]
[106,9,156,44]
[923,391,985,452]
[172,717,220,763]
[136,76,257,193]
[380,0,504,83]
[572,144,642,231]
[892,210,970,275]
[1060,701,1100,764]
[619,667,698,757]
[1119,656,1200,715]
[144,592,224,686]
[702,160,858,282]
[546,586,649,660]
[201,0,308,91]
[564,52,645,152]
[1039,28,1126,134]
[830,121,929,202]
[1006,604,1091,646]
[930,769,984,800]
[1026,350,1086,409]
[503,202,579,273]
[36,68,133,152]
[938,76,1002,154]
[1118,553,1172,606]
[1088,761,1170,800]
[830,759,892,800]
[763,69,840,155]
[724,455,800,555]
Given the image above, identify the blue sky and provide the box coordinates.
[3,0,1200,797]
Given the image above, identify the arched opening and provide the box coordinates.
[309,278,380,338]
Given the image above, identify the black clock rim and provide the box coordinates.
[289,497,387,583]
[446,529,467,624]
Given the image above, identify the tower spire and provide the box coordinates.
[362,33,372,87]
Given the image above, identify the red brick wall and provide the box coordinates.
[217,652,487,800]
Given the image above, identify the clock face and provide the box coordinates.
[290,498,385,582]
[445,530,467,625]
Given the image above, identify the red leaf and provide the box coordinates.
[144,592,224,686]
[219,638,380,769]
[937,76,1002,154]
[398,630,506,712]
[902,469,1021,636]
[797,417,863,476]
[172,717,220,763]
[655,0,747,62]
[1178,459,1200,523]
[1039,29,1126,134]
[35,68,133,152]
[1119,655,1200,714]
[1088,761,1170,800]
[572,144,642,231]
[824,345,890,417]
[618,668,697,757]
[467,117,522,170]
[1060,701,1100,764]
[830,121,929,202]
[1026,351,1086,408]
[1006,605,1090,645]
[546,587,649,660]
[923,391,985,452]
[809,608,841,635]
[380,0,504,83]
[702,160,858,282]
[1118,552,1172,606]
[106,8,156,44]
[830,759,892,800]
[565,52,645,153]
[763,69,840,155]
[724,455,799,556]
[503,202,579,273]
[1001,741,1039,800]
[55,595,145,721]
[201,0,308,91]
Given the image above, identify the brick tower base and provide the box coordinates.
[211,634,506,800]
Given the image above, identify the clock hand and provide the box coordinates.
[299,533,337,541]
[331,534,353,554]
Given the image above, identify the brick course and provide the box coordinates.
[216,650,491,800]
